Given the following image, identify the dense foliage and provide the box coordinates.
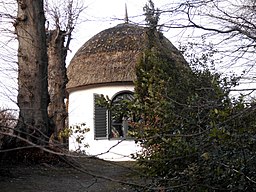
[128,25,256,191]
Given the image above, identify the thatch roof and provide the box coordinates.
[67,23,188,91]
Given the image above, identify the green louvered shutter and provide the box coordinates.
[94,94,108,139]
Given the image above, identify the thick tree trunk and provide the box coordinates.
[15,0,51,145]
[47,29,68,144]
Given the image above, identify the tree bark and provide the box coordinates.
[15,0,51,145]
[47,28,68,144]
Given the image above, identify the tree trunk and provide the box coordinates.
[15,0,51,145]
[47,29,68,144]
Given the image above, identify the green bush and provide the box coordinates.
[130,28,256,191]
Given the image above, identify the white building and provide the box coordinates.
[67,23,187,161]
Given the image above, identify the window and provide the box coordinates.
[94,91,134,140]
[109,91,134,139]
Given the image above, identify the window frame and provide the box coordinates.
[108,90,134,140]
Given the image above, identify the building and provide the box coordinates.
[67,22,187,161]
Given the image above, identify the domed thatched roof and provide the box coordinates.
[67,23,187,91]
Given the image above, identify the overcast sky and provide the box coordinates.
[0,0,176,110]
[1,0,254,109]
[66,0,173,64]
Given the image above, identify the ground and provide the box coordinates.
[0,157,142,192]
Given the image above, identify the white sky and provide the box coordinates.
[0,0,175,110]
[66,0,173,64]
[0,0,255,110]
[52,0,256,100]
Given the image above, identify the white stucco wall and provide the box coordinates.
[68,84,141,161]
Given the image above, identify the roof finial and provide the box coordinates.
[125,3,129,23]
